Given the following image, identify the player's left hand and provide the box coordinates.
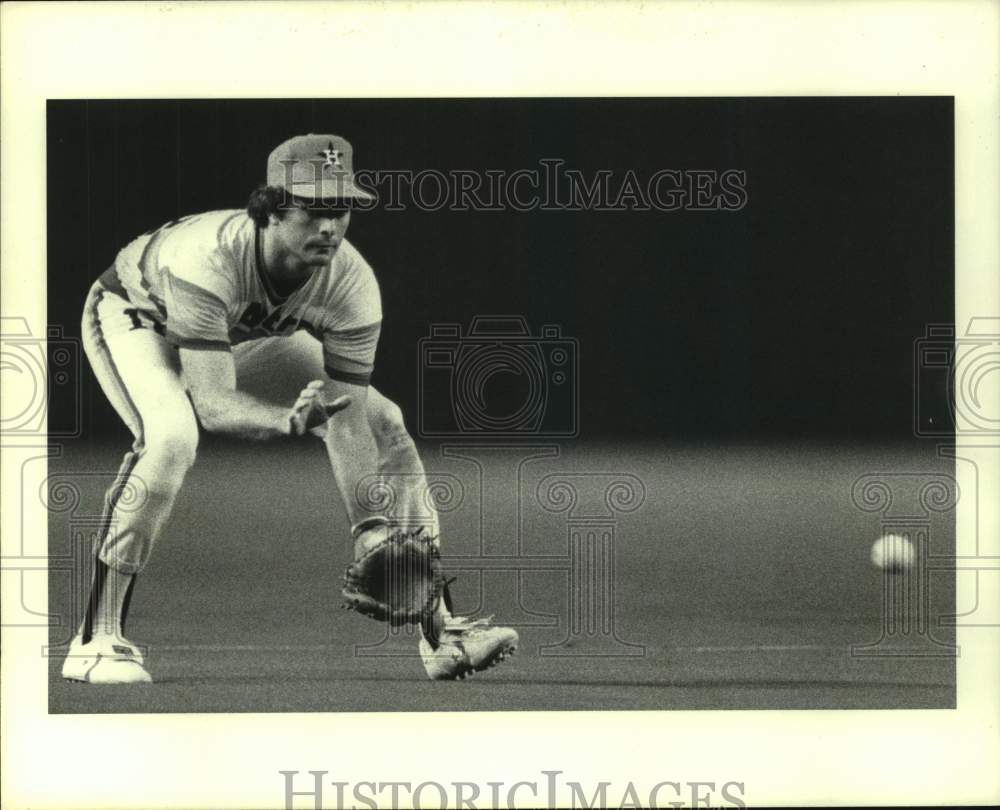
[288,380,352,435]
[342,520,444,626]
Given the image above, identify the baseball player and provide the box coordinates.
[62,134,518,684]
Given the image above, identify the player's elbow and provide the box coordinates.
[369,397,407,440]
[325,400,370,441]
[196,412,223,434]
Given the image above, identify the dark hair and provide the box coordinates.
[247,185,353,228]
[246,185,296,228]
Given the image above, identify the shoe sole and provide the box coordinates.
[62,656,152,684]
[62,656,101,683]
[64,674,153,685]
[454,642,517,680]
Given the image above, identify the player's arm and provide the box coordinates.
[164,265,348,439]
[317,376,379,528]
[181,347,350,440]
[318,306,385,529]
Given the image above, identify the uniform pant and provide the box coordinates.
[81,281,412,574]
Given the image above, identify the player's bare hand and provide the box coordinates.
[287,380,352,435]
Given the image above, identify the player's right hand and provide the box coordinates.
[287,380,352,436]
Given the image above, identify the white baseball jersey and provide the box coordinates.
[98,210,382,385]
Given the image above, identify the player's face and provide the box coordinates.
[273,204,352,270]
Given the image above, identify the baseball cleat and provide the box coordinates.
[61,633,151,684]
[419,616,518,681]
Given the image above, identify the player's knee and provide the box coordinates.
[143,419,199,478]
[369,397,407,442]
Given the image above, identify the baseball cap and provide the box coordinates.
[267,134,374,202]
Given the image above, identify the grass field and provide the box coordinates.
[47,438,956,712]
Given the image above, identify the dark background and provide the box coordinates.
[47,98,953,441]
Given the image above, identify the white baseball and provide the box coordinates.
[870,533,915,571]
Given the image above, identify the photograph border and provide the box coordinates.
[2,2,998,808]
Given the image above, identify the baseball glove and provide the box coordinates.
[341,517,444,626]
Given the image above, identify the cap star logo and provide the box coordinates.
[318,142,344,170]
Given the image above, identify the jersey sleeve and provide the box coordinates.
[321,243,383,385]
[323,321,381,385]
[162,272,233,350]
[157,218,240,350]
